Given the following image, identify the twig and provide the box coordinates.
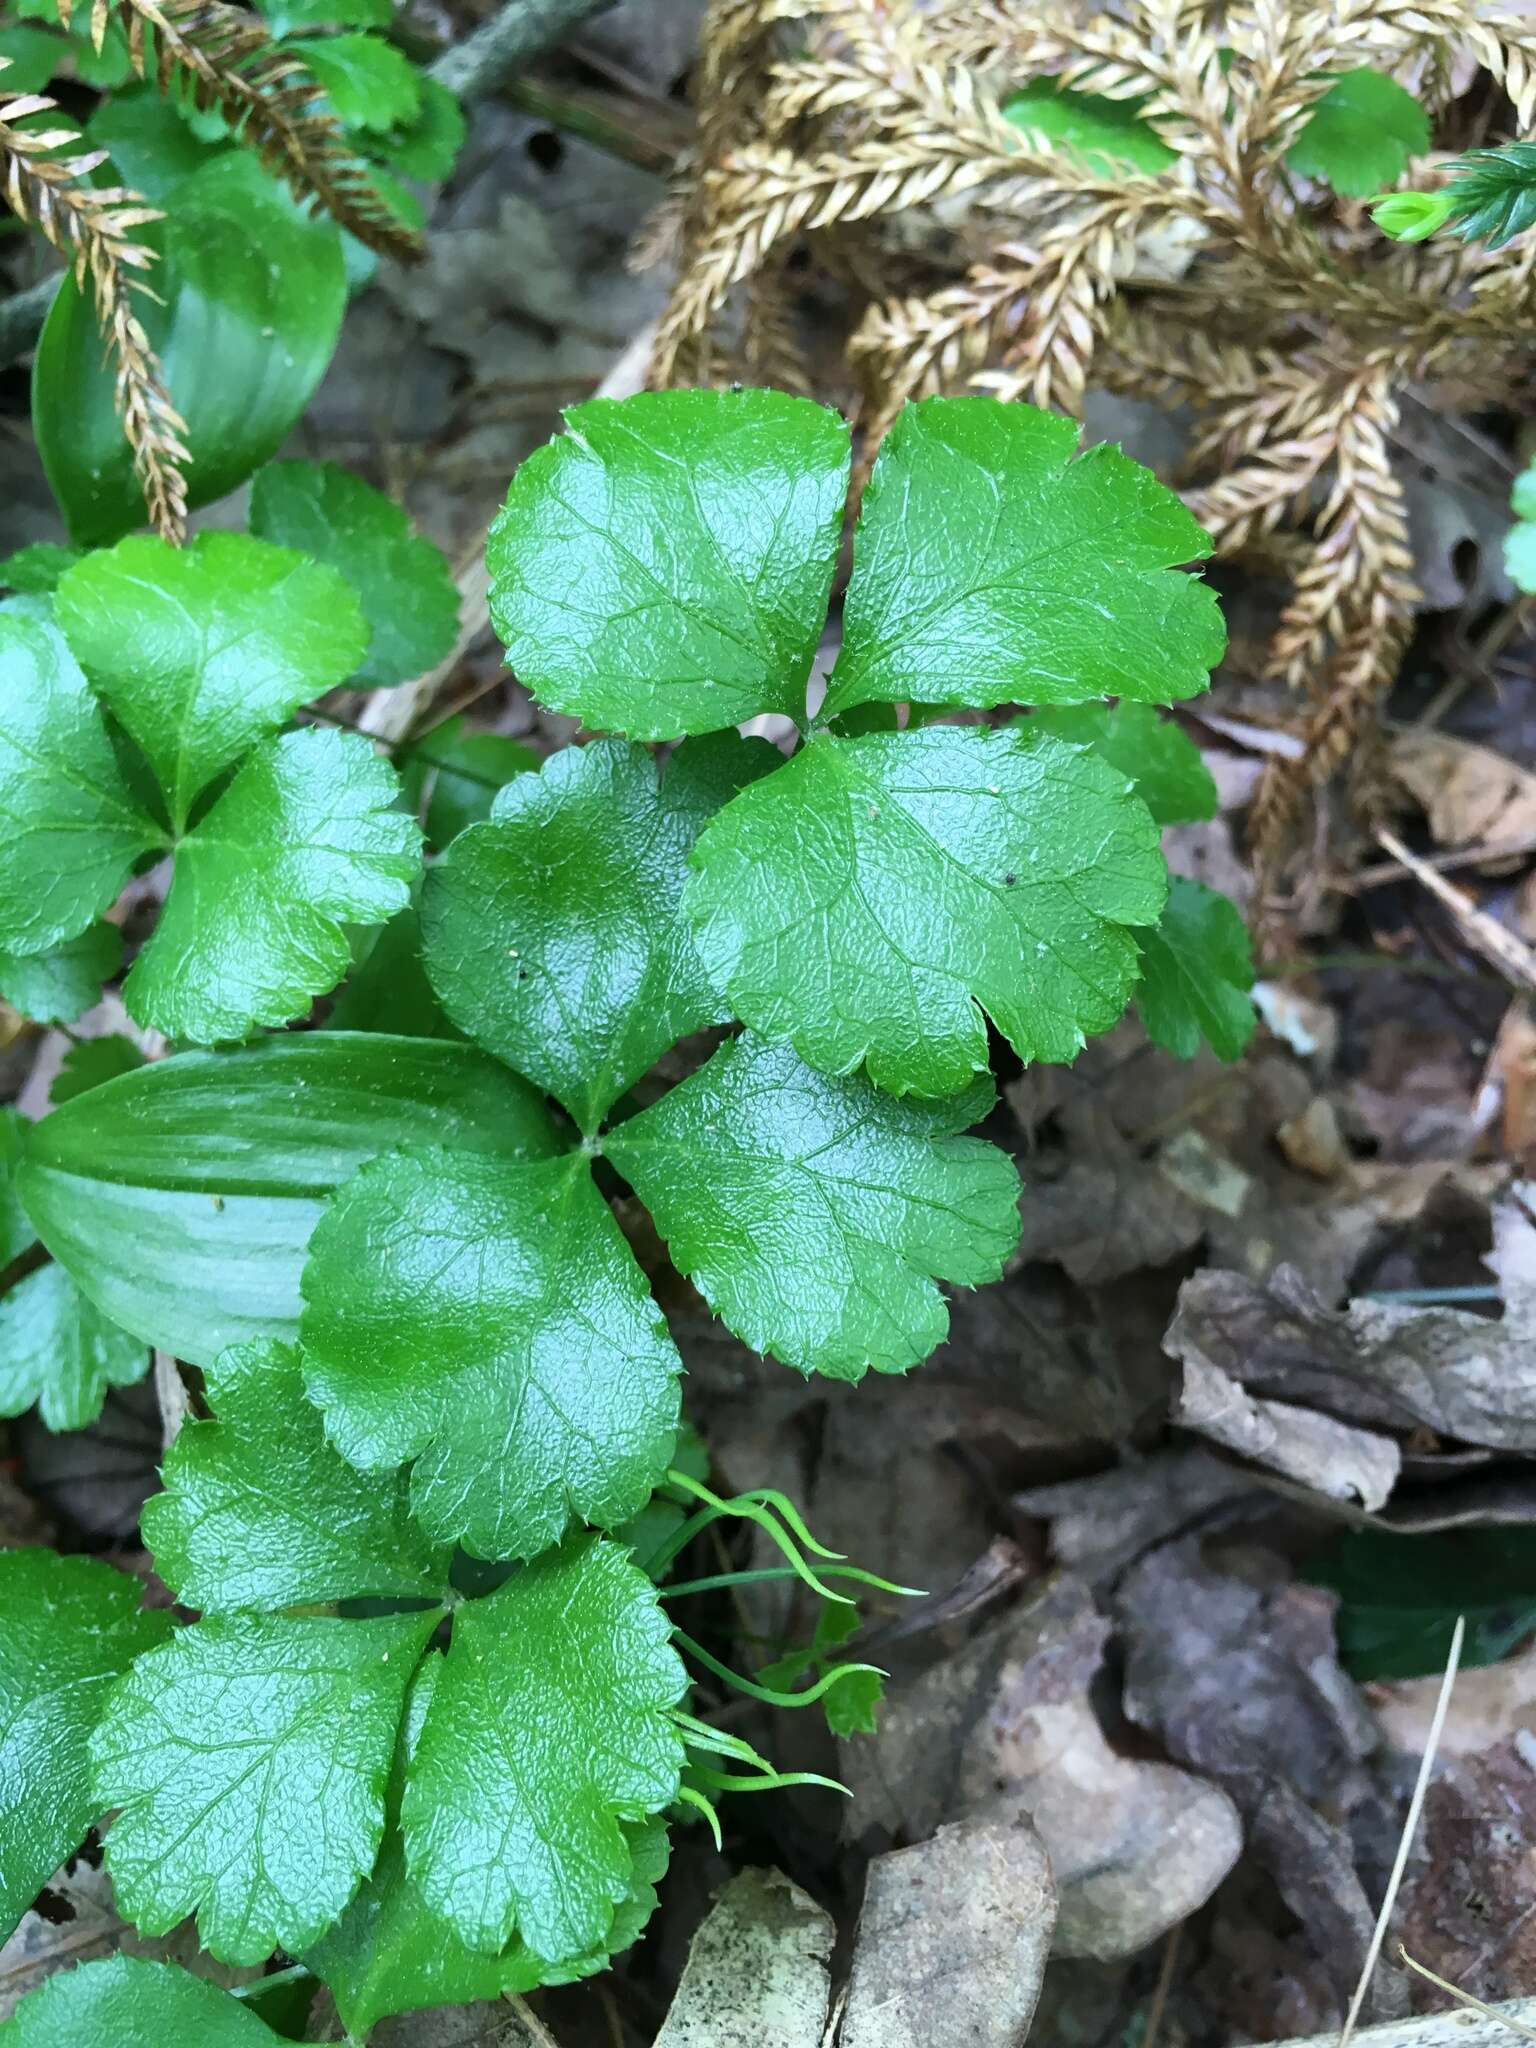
[152,1349,191,1449]
[427,0,617,100]
[1398,1948,1536,2043]
[1338,1615,1465,2048]
[1142,1921,1184,2048]
[1375,827,1536,991]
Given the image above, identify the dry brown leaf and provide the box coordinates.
[653,1868,834,2048]
[1174,1354,1401,1510]
[1372,1645,1536,1760]
[1390,729,1536,859]
[841,1577,1242,1962]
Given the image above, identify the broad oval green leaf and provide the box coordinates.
[143,1341,450,1613]
[2,1955,284,2046]
[823,397,1224,720]
[0,613,160,957]
[249,460,459,690]
[685,724,1168,1096]
[487,387,851,738]
[124,728,422,1043]
[608,1037,1021,1379]
[402,1537,685,1960]
[1002,83,1176,174]
[18,1033,560,1364]
[92,1609,438,1966]
[55,532,367,829]
[300,1149,682,1559]
[34,152,346,546]
[0,1551,171,1946]
[422,735,776,1129]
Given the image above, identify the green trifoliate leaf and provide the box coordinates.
[92,1608,437,1966]
[299,31,421,130]
[822,398,1223,722]
[403,1536,686,1959]
[1134,876,1256,1062]
[250,460,459,690]
[399,715,539,849]
[55,533,367,829]
[0,922,121,1026]
[19,1033,557,1364]
[0,542,84,595]
[305,1654,667,2035]
[301,1149,682,1558]
[1002,83,1176,174]
[1026,702,1217,826]
[0,1551,171,1944]
[1286,67,1429,199]
[124,728,421,1044]
[304,1654,546,2034]
[2,1955,285,2046]
[371,74,465,181]
[487,388,850,738]
[0,1262,149,1431]
[0,613,160,957]
[143,1341,450,1613]
[0,1109,36,1268]
[685,725,1167,1096]
[422,735,776,1129]
[50,1033,145,1106]
[608,1037,1021,1378]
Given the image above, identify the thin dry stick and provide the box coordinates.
[1337,1614,1465,2048]
[1376,827,1536,991]
[1398,1948,1536,2043]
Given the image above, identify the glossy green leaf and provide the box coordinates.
[1025,702,1217,826]
[399,716,539,849]
[1002,83,1176,174]
[1287,66,1429,198]
[18,1032,558,1363]
[2,1955,284,2045]
[371,75,465,181]
[422,735,776,1129]
[823,399,1223,720]
[685,724,1167,1096]
[86,86,226,201]
[55,533,367,830]
[0,1111,36,1268]
[124,728,421,1043]
[0,613,160,957]
[1134,875,1256,1061]
[92,1608,437,1966]
[34,152,346,546]
[0,923,120,1026]
[298,31,420,129]
[249,460,459,691]
[0,543,83,595]
[144,1341,449,1613]
[403,1537,686,1959]
[487,388,850,738]
[50,1034,146,1106]
[302,1147,681,1559]
[0,1262,149,1431]
[609,1037,1020,1378]
[0,1552,171,1945]
[329,903,459,1038]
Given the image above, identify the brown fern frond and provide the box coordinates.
[739,259,813,393]
[0,83,187,540]
[71,0,422,262]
